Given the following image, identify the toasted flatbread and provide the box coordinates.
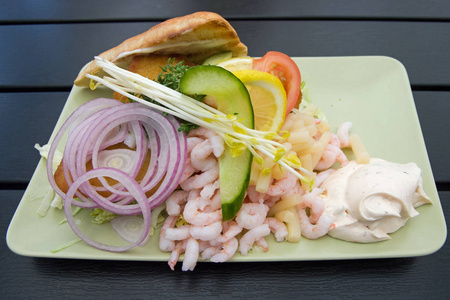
[112,54,190,102]
[75,11,247,86]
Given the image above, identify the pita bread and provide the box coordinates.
[74,11,247,86]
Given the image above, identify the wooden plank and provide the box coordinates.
[414,91,450,183]
[1,0,450,23]
[1,21,450,89]
[0,92,68,185]
[2,188,449,298]
[1,91,448,184]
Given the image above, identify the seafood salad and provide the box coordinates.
[34,12,432,271]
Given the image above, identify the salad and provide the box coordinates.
[35,13,432,271]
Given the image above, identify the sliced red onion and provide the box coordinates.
[64,168,151,252]
[46,98,188,252]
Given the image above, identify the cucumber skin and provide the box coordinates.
[180,65,254,220]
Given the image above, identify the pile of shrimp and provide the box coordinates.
[159,109,353,271]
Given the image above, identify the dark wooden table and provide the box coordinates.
[1,1,449,299]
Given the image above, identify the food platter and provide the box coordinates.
[6,56,447,262]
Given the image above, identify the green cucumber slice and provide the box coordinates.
[180,65,254,220]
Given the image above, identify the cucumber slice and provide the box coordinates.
[180,65,254,220]
[202,51,233,65]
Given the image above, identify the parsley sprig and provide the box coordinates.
[130,58,203,134]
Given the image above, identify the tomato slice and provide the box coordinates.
[253,51,301,116]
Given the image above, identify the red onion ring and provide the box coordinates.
[64,168,151,252]
[47,98,188,251]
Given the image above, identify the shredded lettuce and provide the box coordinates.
[90,208,117,224]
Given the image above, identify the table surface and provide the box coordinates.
[1,1,449,299]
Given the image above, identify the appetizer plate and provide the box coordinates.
[7,56,447,262]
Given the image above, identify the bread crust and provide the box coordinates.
[74,11,247,86]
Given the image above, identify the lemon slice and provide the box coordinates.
[217,57,253,72]
[233,70,287,132]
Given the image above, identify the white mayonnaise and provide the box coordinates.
[321,158,432,243]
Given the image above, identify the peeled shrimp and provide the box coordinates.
[165,190,189,216]
[329,133,341,148]
[190,221,222,241]
[181,238,200,271]
[159,215,177,252]
[239,224,271,256]
[256,237,269,252]
[299,188,326,224]
[264,217,288,242]
[201,245,221,260]
[337,121,352,148]
[168,239,186,270]
[235,202,269,230]
[191,139,216,171]
[315,144,348,171]
[179,158,196,184]
[297,208,333,239]
[186,137,204,153]
[180,165,219,191]
[165,225,191,241]
[210,237,239,262]
[246,185,268,203]
[216,221,243,243]
[200,180,220,199]
[188,127,224,157]
[183,196,222,226]
[266,172,298,197]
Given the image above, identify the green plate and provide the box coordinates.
[7,56,447,261]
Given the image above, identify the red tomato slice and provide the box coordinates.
[253,51,301,116]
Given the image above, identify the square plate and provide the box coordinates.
[7,56,447,261]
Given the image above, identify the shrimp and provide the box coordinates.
[190,221,222,241]
[246,185,269,203]
[256,237,269,252]
[186,137,204,153]
[200,180,220,199]
[315,144,348,171]
[239,224,271,256]
[210,237,239,263]
[329,133,341,148]
[264,196,282,208]
[337,121,352,148]
[179,158,196,184]
[235,202,269,230]
[201,245,221,260]
[159,215,177,252]
[207,190,222,211]
[297,208,333,239]
[216,221,243,243]
[266,171,298,197]
[264,217,288,242]
[299,188,326,224]
[179,164,219,191]
[188,127,224,157]
[190,139,216,171]
[165,225,191,241]
[165,190,189,216]
[183,196,222,226]
[328,144,349,166]
[168,239,186,270]
[314,147,337,171]
[181,238,200,271]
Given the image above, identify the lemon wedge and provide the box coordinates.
[217,57,253,72]
[233,70,287,132]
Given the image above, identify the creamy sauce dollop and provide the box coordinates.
[321,158,432,243]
